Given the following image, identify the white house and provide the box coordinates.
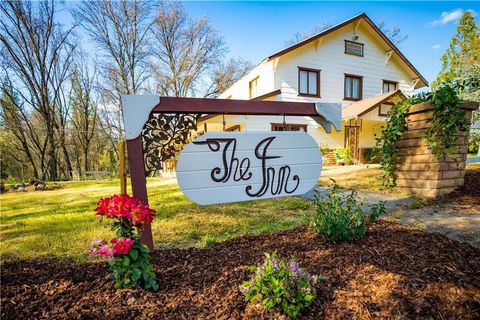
[197,13,428,163]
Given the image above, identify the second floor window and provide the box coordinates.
[383,80,398,93]
[298,67,320,97]
[249,77,259,98]
[344,74,363,101]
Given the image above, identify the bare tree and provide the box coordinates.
[0,81,40,178]
[72,0,152,98]
[285,19,407,47]
[0,0,76,180]
[285,21,333,47]
[150,1,226,97]
[204,58,253,98]
[378,20,408,46]
[72,0,153,144]
[69,54,99,175]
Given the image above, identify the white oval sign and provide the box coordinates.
[176,131,322,205]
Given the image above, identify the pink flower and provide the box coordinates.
[87,238,106,255]
[97,244,114,258]
[111,237,135,255]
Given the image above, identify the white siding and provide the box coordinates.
[219,60,275,100]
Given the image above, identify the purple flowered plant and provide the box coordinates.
[241,252,319,318]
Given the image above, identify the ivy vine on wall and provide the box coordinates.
[425,83,468,159]
[374,95,427,188]
[375,82,468,188]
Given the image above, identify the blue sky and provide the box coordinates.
[60,1,480,87]
[181,1,479,86]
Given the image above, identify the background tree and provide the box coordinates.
[0,1,253,182]
[150,1,226,97]
[285,22,332,47]
[204,58,253,98]
[0,0,76,180]
[433,11,480,88]
[377,20,408,46]
[72,0,153,148]
[433,11,480,154]
[285,19,407,47]
[69,55,99,175]
[0,82,40,179]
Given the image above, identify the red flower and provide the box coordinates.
[95,197,113,217]
[131,203,155,225]
[95,194,156,225]
[111,237,135,255]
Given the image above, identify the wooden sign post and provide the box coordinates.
[121,95,341,249]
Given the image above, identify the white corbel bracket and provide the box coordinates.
[385,50,393,64]
[313,102,342,133]
[411,78,420,90]
[122,95,160,140]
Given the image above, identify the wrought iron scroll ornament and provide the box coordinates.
[142,113,201,176]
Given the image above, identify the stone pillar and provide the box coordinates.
[395,101,479,198]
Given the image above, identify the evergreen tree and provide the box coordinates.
[433,11,480,88]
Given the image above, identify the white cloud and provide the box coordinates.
[432,44,441,50]
[426,8,476,28]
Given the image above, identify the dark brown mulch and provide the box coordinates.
[1,221,479,319]
[441,169,480,208]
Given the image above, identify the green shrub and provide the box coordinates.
[241,252,318,318]
[362,148,380,164]
[410,197,424,209]
[311,185,367,243]
[334,148,353,165]
[468,129,480,153]
[368,202,386,222]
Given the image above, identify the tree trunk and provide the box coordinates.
[84,145,90,173]
[46,128,57,180]
[62,143,73,179]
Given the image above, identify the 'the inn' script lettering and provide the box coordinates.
[193,137,300,198]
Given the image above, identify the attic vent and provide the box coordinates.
[345,40,364,57]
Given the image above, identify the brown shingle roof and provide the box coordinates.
[342,90,405,119]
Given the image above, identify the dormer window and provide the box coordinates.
[345,40,364,57]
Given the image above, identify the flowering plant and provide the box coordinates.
[241,252,318,318]
[88,194,158,290]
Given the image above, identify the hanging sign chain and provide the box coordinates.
[283,114,287,130]
[222,113,226,131]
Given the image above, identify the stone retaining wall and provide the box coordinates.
[395,101,479,198]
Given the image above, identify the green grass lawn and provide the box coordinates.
[0,179,313,261]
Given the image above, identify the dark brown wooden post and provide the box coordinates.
[126,136,154,249]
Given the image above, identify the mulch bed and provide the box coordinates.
[437,169,480,211]
[2,221,479,319]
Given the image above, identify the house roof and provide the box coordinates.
[266,13,428,88]
[342,89,405,119]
